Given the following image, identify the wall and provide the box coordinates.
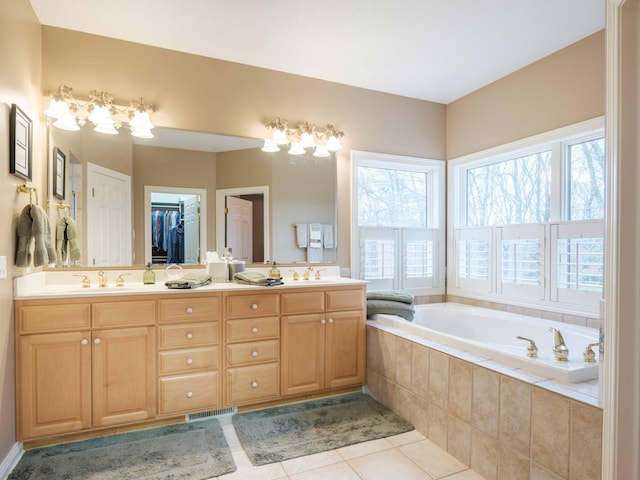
[132,145,217,263]
[41,27,447,268]
[446,30,605,160]
[0,0,42,464]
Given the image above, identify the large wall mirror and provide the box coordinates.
[46,124,337,268]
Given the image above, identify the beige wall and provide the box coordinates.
[446,30,605,159]
[0,0,42,462]
[41,26,447,267]
[132,145,217,262]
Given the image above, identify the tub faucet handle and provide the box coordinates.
[583,342,600,363]
[516,336,538,358]
[549,327,569,361]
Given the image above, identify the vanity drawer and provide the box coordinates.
[226,340,279,367]
[159,371,219,415]
[158,296,220,324]
[17,304,91,334]
[226,363,279,406]
[326,289,365,312]
[158,322,219,348]
[93,300,156,328]
[281,291,324,315]
[226,316,279,343]
[158,346,219,375]
[225,293,279,319]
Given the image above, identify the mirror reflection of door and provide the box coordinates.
[226,196,253,263]
[87,162,132,266]
[150,192,201,265]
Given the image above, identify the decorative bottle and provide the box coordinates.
[143,262,156,284]
[269,261,281,279]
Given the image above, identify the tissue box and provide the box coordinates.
[206,261,227,282]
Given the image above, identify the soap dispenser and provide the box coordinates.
[269,261,281,279]
[143,262,156,284]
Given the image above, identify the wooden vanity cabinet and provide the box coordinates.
[280,287,365,397]
[15,298,156,440]
[157,295,221,416]
[224,292,280,406]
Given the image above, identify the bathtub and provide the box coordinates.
[369,302,599,383]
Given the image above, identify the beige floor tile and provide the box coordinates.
[337,437,393,460]
[386,429,426,447]
[400,439,467,478]
[221,421,243,451]
[218,455,288,480]
[289,462,361,480]
[281,450,343,476]
[348,448,435,480]
[444,470,489,480]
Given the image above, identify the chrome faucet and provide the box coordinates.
[549,327,569,361]
[302,266,314,280]
[98,271,108,288]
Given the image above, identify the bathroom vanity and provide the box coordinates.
[14,273,366,442]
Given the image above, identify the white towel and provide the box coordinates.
[309,223,322,248]
[323,224,334,248]
[296,223,308,248]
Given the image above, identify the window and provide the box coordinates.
[352,151,445,295]
[449,118,604,314]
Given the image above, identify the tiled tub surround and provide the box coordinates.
[366,324,603,480]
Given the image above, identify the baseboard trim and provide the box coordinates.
[0,442,24,480]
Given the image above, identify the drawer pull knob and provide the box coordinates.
[251,303,258,310]
[186,333,193,340]
[81,339,89,346]
[328,318,334,324]
[186,391,193,398]
[94,338,101,345]
[320,319,326,325]
[252,327,258,333]
[252,351,258,357]
[186,358,193,365]
[251,381,258,388]
[186,307,193,314]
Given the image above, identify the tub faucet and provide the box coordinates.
[549,327,569,361]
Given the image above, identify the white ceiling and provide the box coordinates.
[29,0,604,105]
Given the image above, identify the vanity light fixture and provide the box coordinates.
[262,117,344,156]
[43,85,158,138]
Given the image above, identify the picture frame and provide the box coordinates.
[53,147,66,199]
[9,104,32,181]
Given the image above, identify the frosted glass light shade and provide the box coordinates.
[261,139,280,153]
[313,145,331,158]
[93,121,118,135]
[326,135,342,152]
[131,127,154,139]
[129,110,154,130]
[53,113,80,131]
[300,132,316,149]
[44,98,69,119]
[288,142,305,155]
[272,128,288,145]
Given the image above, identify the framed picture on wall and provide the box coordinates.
[53,147,66,199]
[9,104,32,181]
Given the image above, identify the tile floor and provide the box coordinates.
[214,416,487,480]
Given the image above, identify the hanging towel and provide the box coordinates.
[56,217,82,266]
[296,223,308,248]
[322,224,334,249]
[30,205,56,267]
[308,223,322,248]
[56,217,68,266]
[65,217,81,262]
[15,205,33,267]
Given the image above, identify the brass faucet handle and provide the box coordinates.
[303,267,314,280]
[116,273,130,287]
[314,269,326,280]
[583,342,600,363]
[97,271,108,287]
[516,336,539,358]
[73,274,91,288]
[289,270,299,281]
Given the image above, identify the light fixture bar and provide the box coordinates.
[263,117,345,156]
[43,85,157,138]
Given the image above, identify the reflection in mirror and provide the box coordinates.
[47,124,338,268]
[144,186,206,266]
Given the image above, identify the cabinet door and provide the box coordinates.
[18,331,92,440]
[280,314,325,396]
[92,327,156,427]
[325,311,366,389]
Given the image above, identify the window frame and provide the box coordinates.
[448,117,605,316]
[351,150,445,296]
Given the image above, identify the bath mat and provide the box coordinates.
[8,419,236,480]
[233,392,414,465]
